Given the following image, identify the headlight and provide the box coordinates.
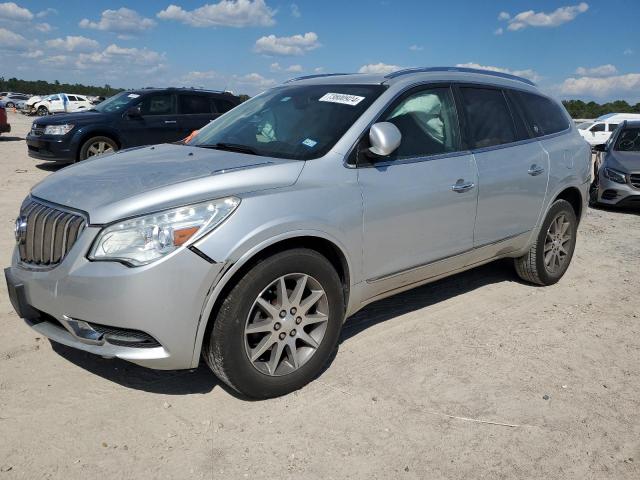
[44,124,75,135]
[603,167,626,184]
[88,197,240,266]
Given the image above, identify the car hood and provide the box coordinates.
[34,110,107,125]
[606,150,640,173]
[31,143,305,224]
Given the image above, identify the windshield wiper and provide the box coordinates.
[198,142,258,155]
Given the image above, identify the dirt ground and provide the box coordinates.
[1,111,639,479]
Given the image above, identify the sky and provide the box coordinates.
[0,0,638,101]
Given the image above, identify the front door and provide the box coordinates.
[358,85,478,289]
[121,93,183,146]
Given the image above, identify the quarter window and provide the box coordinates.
[460,87,516,148]
[516,91,569,136]
[382,86,460,159]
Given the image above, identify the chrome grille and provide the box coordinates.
[18,200,86,267]
[630,173,640,189]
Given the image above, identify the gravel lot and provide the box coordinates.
[1,111,639,479]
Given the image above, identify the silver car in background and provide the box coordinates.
[5,67,591,398]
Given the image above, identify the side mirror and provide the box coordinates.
[593,143,607,152]
[126,106,141,118]
[368,122,401,158]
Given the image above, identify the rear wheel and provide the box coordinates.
[514,199,577,286]
[79,136,118,160]
[203,248,345,399]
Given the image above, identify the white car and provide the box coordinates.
[578,113,640,146]
[31,93,93,116]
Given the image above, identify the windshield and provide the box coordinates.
[614,127,640,152]
[577,122,593,130]
[92,91,138,113]
[190,84,385,160]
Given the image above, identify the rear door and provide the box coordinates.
[177,93,218,138]
[457,85,548,246]
[122,93,182,146]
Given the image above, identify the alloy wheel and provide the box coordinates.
[86,141,113,157]
[244,273,329,376]
[544,213,572,274]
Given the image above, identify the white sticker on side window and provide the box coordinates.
[319,93,365,106]
[127,94,140,99]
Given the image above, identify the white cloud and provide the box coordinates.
[36,8,57,18]
[235,72,276,89]
[623,48,634,56]
[575,64,617,77]
[157,0,275,28]
[0,2,33,21]
[560,73,640,98]
[285,64,303,72]
[178,70,220,85]
[494,27,503,35]
[46,35,100,53]
[80,8,156,34]
[290,3,300,17]
[254,32,320,56]
[409,44,423,51]
[358,62,402,74]
[270,62,281,71]
[22,48,43,58]
[0,26,28,50]
[499,2,588,31]
[314,67,324,73]
[456,62,541,82]
[34,22,52,32]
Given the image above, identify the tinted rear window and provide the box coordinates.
[213,98,236,113]
[179,94,211,114]
[516,91,569,136]
[460,87,517,148]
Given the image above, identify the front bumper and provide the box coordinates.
[6,227,223,369]
[26,133,76,162]
[596,170,640,207]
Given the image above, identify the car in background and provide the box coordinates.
[28,93,93,116]
[578,113,640,146]
[26,88,241,162]
[0,103,10,135]
[0,93,31,109]
[591,120,640,208]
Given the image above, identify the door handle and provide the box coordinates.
[451,180,475,193]
[164,120,177,124]
[528,164,545,176]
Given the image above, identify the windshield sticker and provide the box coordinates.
[319,93,365,106]
[127,94,140,99]
[280,96,291,102]
[302,138,318,148]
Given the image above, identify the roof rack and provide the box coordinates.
[285,73,354,83]
[384,66,536,86]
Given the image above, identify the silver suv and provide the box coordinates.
[5,67,591,398]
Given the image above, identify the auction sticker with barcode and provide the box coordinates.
[319,93,365,106]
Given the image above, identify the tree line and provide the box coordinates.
[0,77,124,97]
[562,99,640,119]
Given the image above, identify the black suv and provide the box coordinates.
[26,88,241,162]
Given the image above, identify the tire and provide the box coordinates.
[37,106,48,116]
[5,102,14,109]
[79,136,118,161]
[203,248,345,399]
[514,199,578,286]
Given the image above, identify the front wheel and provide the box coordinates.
[514,199,578,286]
[203,248,345,399]
[5,102,14,109]
[79,136,118,160]
[36,106,48,116]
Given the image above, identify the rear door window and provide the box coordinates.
[591,123,605,132]
[516,91,570,136]
[608,123,619,132]
[459,87,517,148]
[212,98,236,114]
[179,94,212,114]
